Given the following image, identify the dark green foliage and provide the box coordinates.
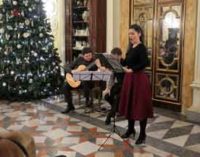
[0,0,64,100]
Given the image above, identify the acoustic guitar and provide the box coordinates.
[65,61,97,88]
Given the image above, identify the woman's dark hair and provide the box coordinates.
[82,47,93,55]
[111,47,122,56]
[126,24,144,53]
[129,24,144,43]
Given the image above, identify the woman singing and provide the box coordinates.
[119,24,153,145]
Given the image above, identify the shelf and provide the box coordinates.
[73,21,88,24]
[73,6,87,10]
[65,0,106,62]
[73,35,89,38]
[73,47,83,51]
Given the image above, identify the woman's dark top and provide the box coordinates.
[124,43,148,71]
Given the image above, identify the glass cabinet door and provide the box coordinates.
[130,0,184,107]
[131,0,154,83]
[155,2,183,102]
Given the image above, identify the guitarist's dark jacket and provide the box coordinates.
[65,56,98,73]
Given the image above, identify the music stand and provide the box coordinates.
[98,119,122,151]
[72,71,93,81]
[72,71,113,114]
[92,71,112,81]
[96,54,133,150]
[98,114,134,151]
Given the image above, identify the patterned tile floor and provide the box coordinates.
[0,96,200,157]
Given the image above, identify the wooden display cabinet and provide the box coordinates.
[65,0,106,62]
[130,0,185,111]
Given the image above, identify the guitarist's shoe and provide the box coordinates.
[61,106,75,114]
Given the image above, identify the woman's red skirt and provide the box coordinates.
[119,71,153,120]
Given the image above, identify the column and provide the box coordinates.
[42,0,66,65]
[190,0,200,112]
[106,0,120,53]
[56,0,66,66]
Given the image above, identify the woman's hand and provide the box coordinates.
[103,88,110,97]
[95,59,101,67]
[95,59,107,71]
[123,67,133,73]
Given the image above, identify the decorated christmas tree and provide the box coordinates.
[0,0,63,100]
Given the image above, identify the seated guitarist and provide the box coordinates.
[62,47,103,114]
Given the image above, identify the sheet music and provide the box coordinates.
[92,71,112,81]
[72,71,93,81]
[72,71,112,81]
[95,53,124,73]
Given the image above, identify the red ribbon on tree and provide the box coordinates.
[12,9,20,17]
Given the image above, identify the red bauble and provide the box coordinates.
[12,9,20,17]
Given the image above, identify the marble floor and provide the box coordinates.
[0,96,200,157]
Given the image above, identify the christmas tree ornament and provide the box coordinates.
[13,1,18,5]
[17,33,21,38]
[19,22,24,28]
[21,11,25,16]
[23,32,30,38]
[16,59,20,65]
[7,25,13,30]
[33,15,38,19]
[17,44,22,49]
[4,51,8,55]
[0,28,4,33]
[28,8,32,12]
[25,19,30,25]
[29,78,33,84]
[34,52,38,57]
[40,57,44,61]
[27,72,33,77]
[5,34,10,40]
[12,9,20,17]
[39,33,44,37]
[0,14,3,20]
[31,20,34,27]
[23,0,28,6]
[10,71,15,75]
[2,82,7,87]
